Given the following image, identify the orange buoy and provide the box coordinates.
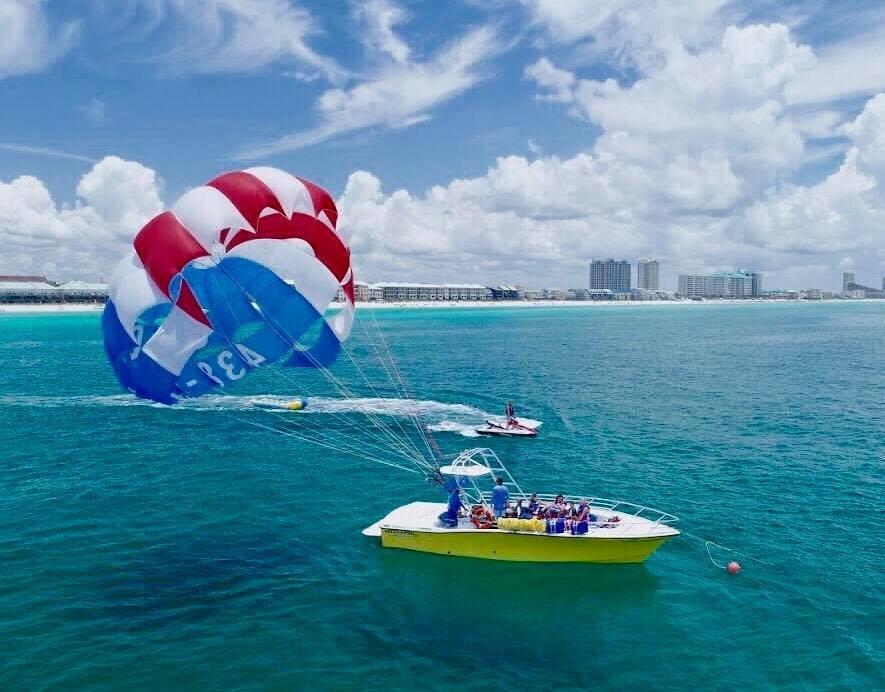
[726,561,741,575]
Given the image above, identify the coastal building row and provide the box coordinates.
[4,272,881,306]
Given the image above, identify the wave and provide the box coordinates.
[0,393,494,437]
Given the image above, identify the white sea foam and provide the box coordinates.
[0,393,495,437]
[247,395,492,437]
[426,420,481,438]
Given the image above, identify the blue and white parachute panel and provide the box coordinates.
[102,168,355,405]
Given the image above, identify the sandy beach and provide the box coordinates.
[0,303,105,315]
[0,298,873,315]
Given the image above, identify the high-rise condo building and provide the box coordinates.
[636,259,660,290]
[749,271,762,296]
[677,271,757,298]
[590,259,631,293]
[842,272,855,293]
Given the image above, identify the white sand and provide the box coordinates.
[0,299,871,316]
[0,303,104,314]
[348,298,866,309]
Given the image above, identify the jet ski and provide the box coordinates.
[475,417,542,437]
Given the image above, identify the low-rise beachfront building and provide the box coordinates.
[845,282,885,299]
[370,282,492,301]
[630,288,677,300]
[489,286,520,300]
[57,281,109,303]
[0,277,61,303]
[352,281,383,302]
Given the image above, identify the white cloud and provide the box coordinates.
[0,0,80,78]
[338,22,885,290]
[528,24,814,201]
[132,0,345,81]
[519,0,885,108]
[77,97,106,124]
[527,139,542,155]
[0,157,163,279]
[0,143,95,163]
[518,0,733,68]
[524,58,575,103]
[353,0,411,64]
[238,25,501,157]
[787,25,885,105]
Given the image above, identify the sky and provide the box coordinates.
[1,0,885,291]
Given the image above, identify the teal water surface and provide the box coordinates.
[0,302,882,690]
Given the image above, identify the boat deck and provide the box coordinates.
[362,501,679,539]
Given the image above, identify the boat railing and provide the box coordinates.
[478,491,679,526]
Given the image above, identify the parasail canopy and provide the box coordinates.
[102,167,354,405]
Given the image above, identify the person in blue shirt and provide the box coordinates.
[491,477,509,518]
[442,486,463,527]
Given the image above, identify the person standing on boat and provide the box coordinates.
[505,401,516,427]
[491,477,509,518]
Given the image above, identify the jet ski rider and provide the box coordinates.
[505,401,516,427]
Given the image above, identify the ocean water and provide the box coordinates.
[0,302,882,690]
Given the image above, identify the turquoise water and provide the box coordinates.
[0,302,882,690]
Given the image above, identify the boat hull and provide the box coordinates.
[474,428,537,437]
[379,527,673,563]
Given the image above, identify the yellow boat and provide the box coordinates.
[363,449,679,563]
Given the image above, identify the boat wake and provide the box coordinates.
[0,394,493,438]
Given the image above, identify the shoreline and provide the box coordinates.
[0,303,105,315]
[350,298,876,309]
[0,298,877,316]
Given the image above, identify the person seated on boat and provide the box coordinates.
[517,499,533,519]
[442,486,464,527]
[504,502,517,518]
[491,476,510,518]
[527,493,541,517]
[574,499,591,523]
[564,501,577,519]
[546,494,566,518]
